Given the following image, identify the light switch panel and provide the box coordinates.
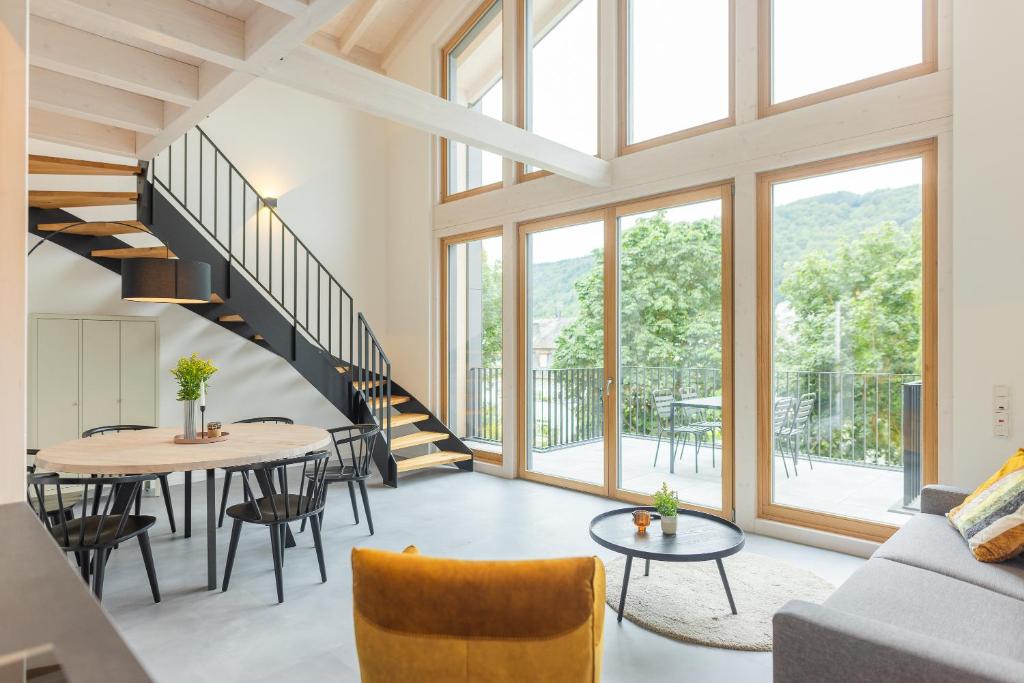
[994,385,1011,437]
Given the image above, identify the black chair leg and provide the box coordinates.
[269,524,284,604]
[358,480,374,535]
[158,475,176,533]
[218,471,232,528]
[348,481,360,524]
[222,519,242,592]
[310,515,327,583]
[92,547,106,601]
[138,531,161,603]
[78,550,91,584]
[134,489,142,515]
[279,525,286,567]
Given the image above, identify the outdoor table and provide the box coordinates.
[36,423,331,591]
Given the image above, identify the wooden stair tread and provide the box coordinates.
[396,451,473,473]
[91,246,174,259]
[29,155,141,176]
[390,431,448,451]
[37,220,149,237]
[218,314,244,322]
[367,395,409,409]
[208,293,225,304]
[388,413,430,428]
[29,191,137,209]
[352,379,386,389]
[252,334,264,341]
[335,365,349,374]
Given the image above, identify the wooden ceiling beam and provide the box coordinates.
[29,16,199,106]
[29,67,163,135]
[337,0,383,55]
[266,46,611,187]
[29,109,136,157]
[249,0,310,18]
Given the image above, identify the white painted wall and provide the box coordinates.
[27,78,392,440]
[950,1,1024,488]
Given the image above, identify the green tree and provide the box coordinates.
[480,255,502,367]
[776,220,922,374]
[552,211,722,369]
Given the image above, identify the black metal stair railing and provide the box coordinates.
[357,313,392,459]
[150,126,355,366]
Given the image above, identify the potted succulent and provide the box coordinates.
[171,353,218,439]
[654,482,680,535]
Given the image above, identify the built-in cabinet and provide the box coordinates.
[29,315,159,449]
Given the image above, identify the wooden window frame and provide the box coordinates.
[440,227,505,465]
[440,0,506,204]
[755,139,938,543]
[516,182,735,520]
[757,0,938,118]
[618,0,736,156]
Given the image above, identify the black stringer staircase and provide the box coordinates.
[26,131,473,487]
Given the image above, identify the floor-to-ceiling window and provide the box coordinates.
[441,0,504,201]
[518,186,734,517]
[442,229,504,464]
[757,140,937,541]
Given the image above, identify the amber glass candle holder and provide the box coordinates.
[632,509,652,534]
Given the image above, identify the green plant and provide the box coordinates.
[653,482,680,517]
[170,353,218,401]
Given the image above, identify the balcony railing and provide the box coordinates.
[466,366,920,469]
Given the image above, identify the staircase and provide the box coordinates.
[27,137,473,488]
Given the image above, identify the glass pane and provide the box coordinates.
[772,0,924,104]
[526,220,605,486]
[446,0,503,195]
[627,0,730,145]
[446,236,503,451]
[525,0,598,171]
[617,199,724,510]
[770,157,924,526]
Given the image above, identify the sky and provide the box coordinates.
[773,158,922,206]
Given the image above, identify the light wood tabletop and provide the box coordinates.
[36,423,331,475]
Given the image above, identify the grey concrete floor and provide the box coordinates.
[96,469,863,683]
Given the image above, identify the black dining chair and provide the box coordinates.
[221,450,332,603]
[300,424,380,536]
[28,472,161,603]
[217,417,295,528]
[26,449,78,527]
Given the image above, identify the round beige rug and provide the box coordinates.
[604,553,834,651]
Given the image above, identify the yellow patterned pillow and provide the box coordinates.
[948,449,1024,562]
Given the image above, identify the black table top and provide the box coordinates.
[589,506,745,562]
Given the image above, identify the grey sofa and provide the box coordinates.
[774,485,1024,683]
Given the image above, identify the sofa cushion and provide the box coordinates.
[948,448,1024,562]
[874,513,1024,601]
[825,558,1024,663]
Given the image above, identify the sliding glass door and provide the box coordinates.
[615,187,733,515]
[520,211,609,492]
[518,185,734,517]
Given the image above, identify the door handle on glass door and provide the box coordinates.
[605,378,614,396]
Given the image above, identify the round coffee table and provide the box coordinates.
[590,506,745,622]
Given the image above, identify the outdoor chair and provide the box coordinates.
[773,396,796,478]
[775,393,816,476]
[651,390,715,473]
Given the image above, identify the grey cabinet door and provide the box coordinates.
[34,318,81,449]
[81,319,121,434]
[120,320,158,427]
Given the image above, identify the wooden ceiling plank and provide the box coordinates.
[29,16,199,106]
[29,67,164,135]
[29,109,137,157]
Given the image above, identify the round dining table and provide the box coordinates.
[36,423,331,591]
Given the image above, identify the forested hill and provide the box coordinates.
[529,254,594,319]
[774,185,921,277]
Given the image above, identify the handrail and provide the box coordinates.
[150,126,355,364]
[357,313,391,455]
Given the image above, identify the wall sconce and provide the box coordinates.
[264,197,278,209]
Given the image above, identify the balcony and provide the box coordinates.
[466,366,922,526]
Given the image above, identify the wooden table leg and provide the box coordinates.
[206,469,216,591]
[617,555,633,623]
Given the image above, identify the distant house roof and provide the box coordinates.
[532,317,571,351]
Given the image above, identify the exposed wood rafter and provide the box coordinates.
[30,67,164,135]
[266,46,613,187]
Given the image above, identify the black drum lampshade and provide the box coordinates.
[122,258,211,304]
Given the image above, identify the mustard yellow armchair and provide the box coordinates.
[352,547,606,682]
